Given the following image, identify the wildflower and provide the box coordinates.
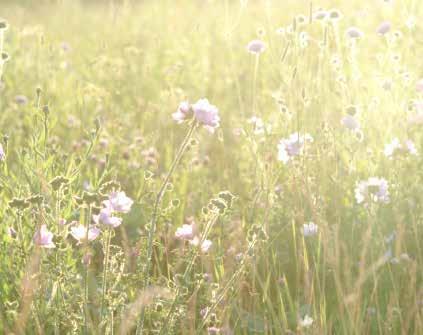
[376,21,391,35]
[33,225,55,248]
[314,10,328,21]
[355,177,390,204]
[346,27,364,38]
[58,218,67,225]
[103,191,133,213]
[328,9,343,22]
[302,222,318,237]
[70,223,100,243]
[14,95,28,105]
[192,98,220,133]
[172,101,192,123]
[300,314,314,328]
[93,207,123,228]
[341,114,360,131]
[175,224,195,240]
[277,132,313,164]
[384,138,418,157]
[207,327,220,335]
[246,39,266,54]
[190,236,212,253]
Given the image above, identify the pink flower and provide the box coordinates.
[172,101,192,123]
[175,224,195,240]
[277,132,313,164]
[346,27,364,38]
[103,191,133,213]
[192,99,220,133]
[247,39,266,54]
[70,223,100,243]
[93,207,122,228]
[376,21,391,35]
[33,225,55,248]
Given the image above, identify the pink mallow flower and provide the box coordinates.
[70,223,100,244]
[33,225,55,248]
[277,132,313,164]
[93,207,122,228]
[192,98,220,133]
[172,101,192,124]
[103,191,133,213]
[355,177,390,204]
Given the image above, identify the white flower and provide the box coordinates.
[247,116,266,135]
[302,222,318,237]
[300,314,314,328]
[355,177,390,204]
[277,132,313,164]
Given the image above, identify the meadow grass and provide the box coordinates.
[0,0,422,334]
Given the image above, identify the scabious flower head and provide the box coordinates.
[14,95,28,105]
[384,138,418,158]
[377,21,391,35]
[172,101,192,124]
[346,26,364,38]
[175,224,195,240]
[70,223,100,243]
[103,191,133,213]
[277,132,313,164]
[302,222,318,237]
[33,225,55,248]
[190,237,212,253]
[355,177,390,204]
[246,39,266,54]
[341,114,360,131]
[192,98,220,133]
[93,207,123,228]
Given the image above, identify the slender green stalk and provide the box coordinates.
[136,121,197,335]
[100,228,112,326]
